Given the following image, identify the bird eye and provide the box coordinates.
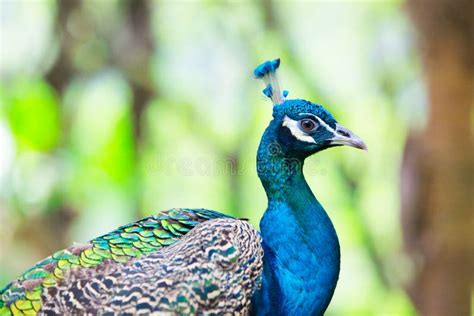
[299,118,318,132]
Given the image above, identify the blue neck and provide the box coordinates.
[252,122,340,315]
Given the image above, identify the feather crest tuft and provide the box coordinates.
[254,58,287,105]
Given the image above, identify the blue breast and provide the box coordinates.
[253,198,340,316]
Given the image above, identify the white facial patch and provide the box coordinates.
[282,115,316,144]
[299,112,338,137]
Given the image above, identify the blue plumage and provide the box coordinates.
[262,85,273,98]
[253,58,281,78]
[251,60,366,315]
[254,58,287,105]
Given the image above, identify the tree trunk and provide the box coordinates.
[401,0,474,315]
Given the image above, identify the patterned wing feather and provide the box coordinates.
[0,208,230,315]
[40,219,263,314]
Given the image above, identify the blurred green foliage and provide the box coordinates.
[4,79,60,150]
[0,1,423,315]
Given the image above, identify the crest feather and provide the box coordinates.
[254,58,288,105]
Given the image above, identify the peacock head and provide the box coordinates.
[255,59,367,159]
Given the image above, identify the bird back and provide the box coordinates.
[0,208,263,315]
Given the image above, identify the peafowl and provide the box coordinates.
[0,59,366,315]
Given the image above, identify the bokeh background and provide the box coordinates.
[0,1,472,315]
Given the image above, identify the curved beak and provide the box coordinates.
[329,123,367,151]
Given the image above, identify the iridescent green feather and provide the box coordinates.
[0,208,229,315]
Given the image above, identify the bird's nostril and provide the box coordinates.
[338,130,350,137]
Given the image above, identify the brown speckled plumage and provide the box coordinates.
[41,219,263,315]
[1,209,263,315]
